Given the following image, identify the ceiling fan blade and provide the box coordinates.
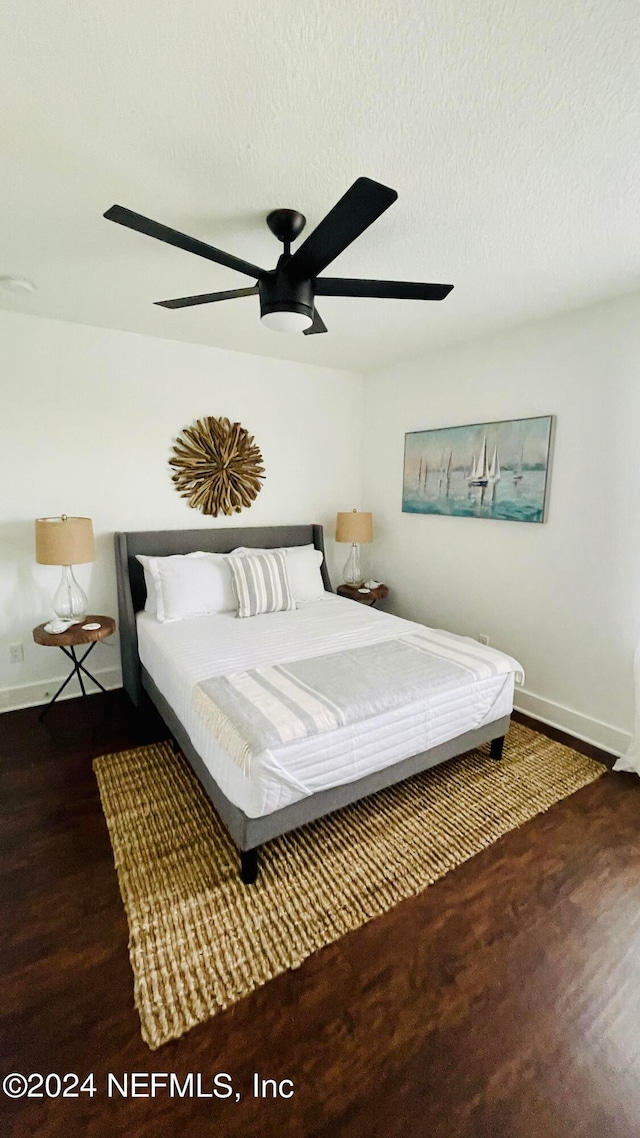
[286,177,397,281]
[155,286,258,309]
[316,278,453,301]
[303,307,328,335]
[104,205,267,280]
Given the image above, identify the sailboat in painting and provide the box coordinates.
[513,441,524,483]
[488,445,500,484]
[468,437,489,486]
[468,437,500,487]
[438,450,452,495]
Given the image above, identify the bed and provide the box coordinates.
[115,524,518,884]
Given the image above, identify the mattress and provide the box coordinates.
[136,594,519,819]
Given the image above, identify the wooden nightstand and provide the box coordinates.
[33,615,116,723]
[337,583,389,607]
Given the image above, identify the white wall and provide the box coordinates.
[0,311,363,709]
[4,295,639,750]
[362,292,640,754]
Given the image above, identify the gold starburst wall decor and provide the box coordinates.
[169,417,265,517]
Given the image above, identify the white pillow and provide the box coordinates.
[230,544,326,602]
[137,552,211,614]
[135,552,236,622]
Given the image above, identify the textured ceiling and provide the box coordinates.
[1,0,638,372]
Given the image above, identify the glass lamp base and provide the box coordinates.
[53,565,88,622]
[343,543,363,586]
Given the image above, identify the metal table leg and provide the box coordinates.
[39,642,105,723]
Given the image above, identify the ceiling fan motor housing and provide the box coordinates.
[258,267,315,324]
[104,177,452,335]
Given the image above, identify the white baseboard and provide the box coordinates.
[0,668,122,713]
[514,687,630,757]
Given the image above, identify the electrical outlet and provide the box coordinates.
[478,634,490,646]
[9,643,24,664]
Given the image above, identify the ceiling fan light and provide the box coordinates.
[260,309,313,333]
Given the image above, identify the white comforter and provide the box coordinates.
[137,593,522,819]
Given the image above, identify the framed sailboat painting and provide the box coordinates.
[402,415,554,523]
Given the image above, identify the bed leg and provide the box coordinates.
[490,735,505,761]
[240,847,259,885]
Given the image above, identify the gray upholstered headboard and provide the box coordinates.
[114,524,332,706]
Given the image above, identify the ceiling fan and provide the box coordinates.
[104,177,453,335]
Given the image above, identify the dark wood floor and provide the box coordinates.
[1,692,640,1138]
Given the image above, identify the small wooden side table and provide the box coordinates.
[33,615,116,723]
[337,583,389,607]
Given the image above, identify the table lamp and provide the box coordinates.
[35,515,96,621]
[335,509,373,586]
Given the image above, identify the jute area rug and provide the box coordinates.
[94,722,605,1049]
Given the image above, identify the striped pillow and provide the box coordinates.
[227,551,296,618]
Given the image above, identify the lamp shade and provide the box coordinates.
[335,510,373,544]
[35,516,96,565]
